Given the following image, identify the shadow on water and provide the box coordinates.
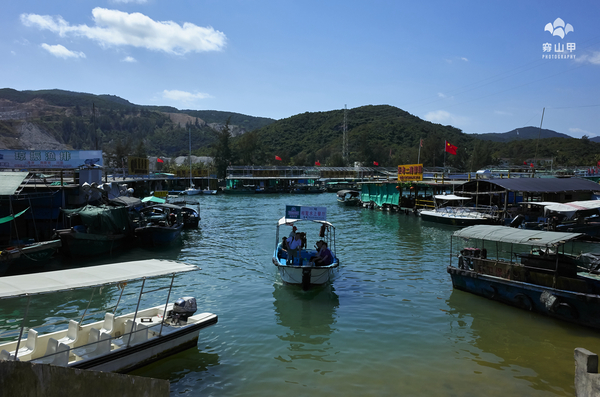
[272,282,340,364]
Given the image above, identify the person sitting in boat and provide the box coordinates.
[310,240,333,266]
[286,233,303,265]
[277,237,288,260]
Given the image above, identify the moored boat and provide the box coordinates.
[272,205,339,290]
[134,203,184,245]
[448,225,600,329]
[336,189,361,206]
[0,259,218,373]
[54,204,136,257]
[419,194,498,226]
[0,239,62,275]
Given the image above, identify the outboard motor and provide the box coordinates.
[169,297,197,325]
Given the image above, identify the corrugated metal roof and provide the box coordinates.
[453,225,583,246]
[459,177,600,193]
[0,172,29,196]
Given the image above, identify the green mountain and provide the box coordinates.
[1,88,598,171]
[471,126,572,142]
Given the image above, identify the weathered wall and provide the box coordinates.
[0,360,169,397]
[575,348,600,397]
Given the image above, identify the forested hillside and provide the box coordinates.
[1,89,598,173]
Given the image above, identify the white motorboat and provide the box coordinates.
[419,194,497,226]
[0,259,217,373]
[272,206,339,290]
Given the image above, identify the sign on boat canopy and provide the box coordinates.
[285,205,327,221]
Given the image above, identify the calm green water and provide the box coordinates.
[2,193,600,396]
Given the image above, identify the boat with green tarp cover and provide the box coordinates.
[360,183,400,209]
[54,204,135,257]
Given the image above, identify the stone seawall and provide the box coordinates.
[0,360,169,397]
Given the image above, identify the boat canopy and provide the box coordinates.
[142,196,167,204]
[453,225,583,247]
[0,259,198,299]
[277,217,334,228]
[435,194,471,200]
[337,190,360,197]
[543,200,600,219]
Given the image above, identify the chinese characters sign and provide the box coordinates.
[0,150,102,169]
[397,164,423,182]
[285,205,327,221]
[542,18,576,60]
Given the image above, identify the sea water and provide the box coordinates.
[1,193,598,396]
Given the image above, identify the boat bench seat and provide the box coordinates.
[72,328,112,358]
[32,338,70,366]
[111,320,150,348]
[57,320,80,346]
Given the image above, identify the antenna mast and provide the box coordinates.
[343,104,348,164]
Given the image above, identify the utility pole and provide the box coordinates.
[343,105,348,164]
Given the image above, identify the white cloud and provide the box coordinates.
[41,43,86,59]
[122,56,136,62]
[575,51,600,66]
[21,8,226,55]
[163,89,212,103]
[494,110,512,116]
[437,92,446,98]
[424,110,468,126]
[461,57,468,62]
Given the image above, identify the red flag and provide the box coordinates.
[445,141,457,155]
[597,161,600,167]
[530,163,534,167]
[275,155,282,161]
[373,161,379,166]
[420,138,423,147]
[523,161,527,165]
[315,160,321,166]
[157,158,164,163]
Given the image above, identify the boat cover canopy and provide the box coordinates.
[337,190,360,197]
[0,259,198,299]
[278,217,334,228]
[542,200,600,219]
[434,194,471,200]
[142,196,167,204]
[453,225,584,247]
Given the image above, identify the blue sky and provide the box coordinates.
[2,0,599,137]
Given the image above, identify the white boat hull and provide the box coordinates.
[0,305,218,374]
[272,257,338,288]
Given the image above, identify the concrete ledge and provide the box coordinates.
[575,347,600,397]
[0,360,169,397]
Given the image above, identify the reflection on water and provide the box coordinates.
[445,289,600,396]
[272,282,339,365]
